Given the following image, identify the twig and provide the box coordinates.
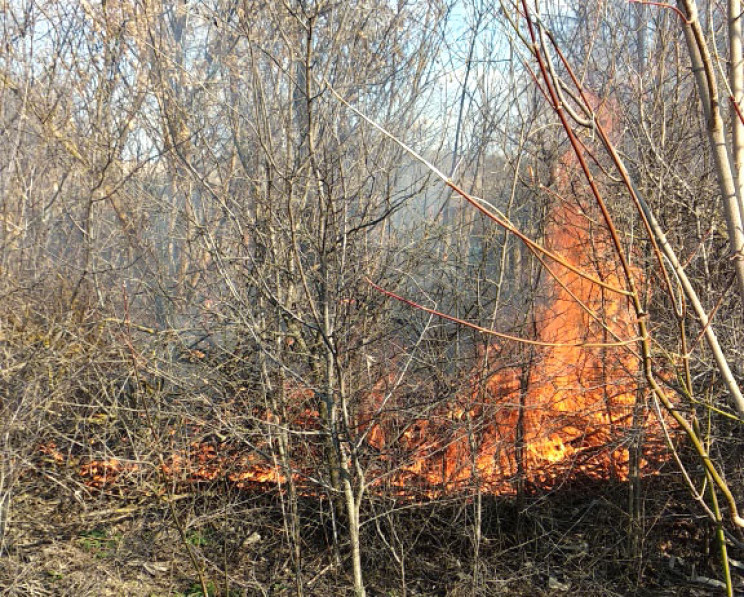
[628,0,691,23]
[365,277,639,349]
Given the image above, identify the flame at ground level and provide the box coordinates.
[70,156,670,498]
[359,192,667,496]
[154,195,668,498]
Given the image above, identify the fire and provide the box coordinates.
[59,105,666,498]
[162,441,286,489]
[363,121,665,496]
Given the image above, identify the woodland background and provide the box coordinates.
[1,1,744,595]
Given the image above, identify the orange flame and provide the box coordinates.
[362,113,666,496]
[62,100,667,497]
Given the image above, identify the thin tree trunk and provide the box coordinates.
[730,0,744,203]
[678,0,744,309]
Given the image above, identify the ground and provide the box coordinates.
[1,471,740,596]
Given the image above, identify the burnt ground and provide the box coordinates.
[2,466,743,596]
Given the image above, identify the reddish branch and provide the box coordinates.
[628,0,691,23]
[365,277,639,349]
[730,95,744,126]
[543,28,677,302]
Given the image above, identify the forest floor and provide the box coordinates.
[1,464,741,596]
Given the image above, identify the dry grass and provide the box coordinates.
[1,469,738,596]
